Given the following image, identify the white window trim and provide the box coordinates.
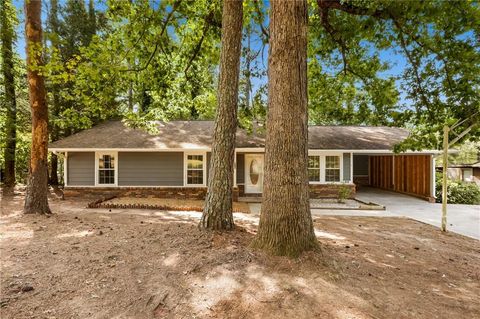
[184,151,207,187]
[308,151,344,184]
[95,151,118,187]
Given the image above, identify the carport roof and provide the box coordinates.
[49,120,411,151]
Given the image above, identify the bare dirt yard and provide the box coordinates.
[1,190,479,319]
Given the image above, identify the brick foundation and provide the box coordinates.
[353,176,369,186]
[64,183,355,201]
[64,187,208,200]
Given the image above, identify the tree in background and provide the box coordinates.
[0,0,18,190]
[252,0,317,257]
[44,0,103,185]
[200,0,243,230]
[45,0,61,185]
[311,0,479,146]
[67,0,221,127]
[24,0,51,214]
[237,1,268,131]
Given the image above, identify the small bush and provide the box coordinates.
[435,172,480,205]
[337,184,352,203]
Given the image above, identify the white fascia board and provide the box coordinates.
[49,147,211,152]
[49,147,441,155]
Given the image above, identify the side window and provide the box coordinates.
[325,156,340,182]
[308,156,320,182]
[186,154,204,185]
[98,153,115,185]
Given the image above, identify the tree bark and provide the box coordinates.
[24,0,51,215]
[252,0,317,256]
[1,0,17,190]
[200,0,243,230]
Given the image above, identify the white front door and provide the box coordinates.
[245,154,264,194]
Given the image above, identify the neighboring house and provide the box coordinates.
[437,162,480,185]
[48,120,437,201]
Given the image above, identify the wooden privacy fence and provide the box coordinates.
[369,155,432,200]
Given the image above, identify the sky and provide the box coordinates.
[11,0,408,102]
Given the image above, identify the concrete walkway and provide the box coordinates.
[248,188,480,240]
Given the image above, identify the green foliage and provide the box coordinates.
[0,1,31,183]
[63,0,222,127]
[436,140,480,167]
[337,184,352,203]
[308,0,479,150]
[435,172,480,205]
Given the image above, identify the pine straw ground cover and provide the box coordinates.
[1,191,479,319]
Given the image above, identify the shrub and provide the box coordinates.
[435,172,480,205]
[337,184,352,203]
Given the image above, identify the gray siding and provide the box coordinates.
[353,155,369,176]
[118,152,183,186]
[343,153,351,182]
[67,152,95,186]
[236,153,245,184]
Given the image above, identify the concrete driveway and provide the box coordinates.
[248,187,480,240]
[353,187,480,240]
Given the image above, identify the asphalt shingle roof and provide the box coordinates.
[48,120,410,150]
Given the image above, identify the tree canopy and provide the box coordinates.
[1,0,479,185]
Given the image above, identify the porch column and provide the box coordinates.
[350,152,353,183]
[64,151,68,187]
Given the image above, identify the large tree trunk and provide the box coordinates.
[252,0,317,256]
[1,0,17,190]
[200,0,243,230]
[24,0,51,215]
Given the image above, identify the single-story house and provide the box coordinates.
[437,162,480,185]
[49,120,437,201]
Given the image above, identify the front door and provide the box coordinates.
[245,154,264,194]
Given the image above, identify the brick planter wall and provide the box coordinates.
[237,183,356,199]
[309,183,356,199]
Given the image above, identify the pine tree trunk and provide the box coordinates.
[1,0,17,190]
[24,0,51,215]
[49,153,59,186]
[200,0,243,230]
[252,0,317,257]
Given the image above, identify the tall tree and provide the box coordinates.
[1,0,18,190]
[312,0,479,146]
[24,0,51,215]
[200,0,243,230]
[252,0,317,256]
[46,0,61,185]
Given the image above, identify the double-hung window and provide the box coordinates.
[186,154,204,185]
[325,155,340,182]
[308,156,321,182]
[98,153,116,185]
